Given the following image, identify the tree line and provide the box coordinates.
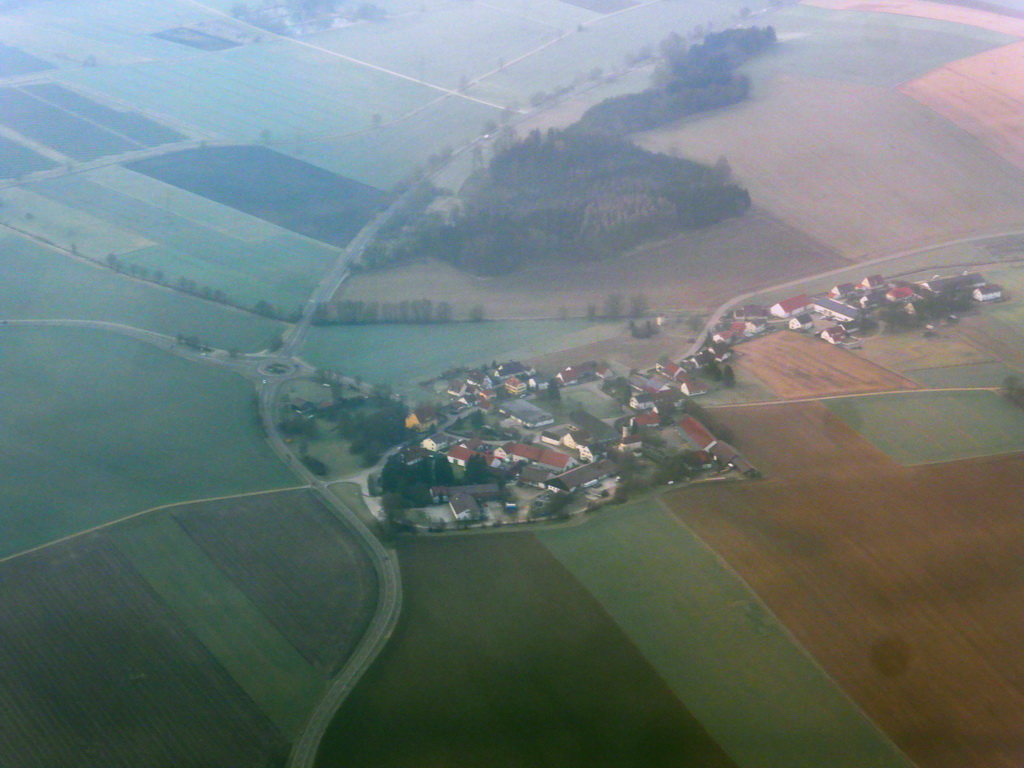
[572,26,777,136]
[313,298,485,325]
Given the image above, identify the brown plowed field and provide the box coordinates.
[804,0,1024,35]
[666,401,1024,768]
[902,42,1024,173]
[732,330,919,399]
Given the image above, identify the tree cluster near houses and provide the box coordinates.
[572,26,777,137]
[358,129,750,276]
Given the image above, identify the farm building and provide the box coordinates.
[547,459,617,493]
[494,361,534,381]
[709,441,758,477]
[570,410,618,444]
[499,442,575,472]
[678,416,717,451]
[498,400,555,428]
[789,313,814,331]
[973,284,1003,302]
[555,361,608,386]
[820,326,848,345]
[430,484,500,504]
[540,426,571,446]
[812,298,860,323]
[770,294,812,318]
[518,465,554,488]
[921,273,986,294]
[446,444,500,469]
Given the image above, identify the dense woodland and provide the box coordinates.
[362,129,750,275]
[573,26,777,136]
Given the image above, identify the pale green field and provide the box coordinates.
[84,165,283,242]
[329,482,380,533]
[908,362,1018,389]
[0,233,283,350]
[539,499,912,768]
[825,390,1024,464]
[111,513,322,736]
[306,3,565,91]
[301,320,619,397]
[0,0,218,68]
[56,39,439,146]
[26,173,338,310]
[987,264,1024,332]
[0,186,153,258]
[557,386,623,419]
[0,326,295,557]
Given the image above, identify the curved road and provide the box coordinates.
[5,224,1024,768]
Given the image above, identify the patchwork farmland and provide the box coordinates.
[0,489,380,767]
[316,534,738,768]
[733,330,919,399]
[668,401,1024,768]
[0,535,290,768]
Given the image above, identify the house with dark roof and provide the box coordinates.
[973,284,1003,302]
[570,410,618,443]
[829,283,856,299]
[921,273,986,295]
[547,459,617,493]
[812,297,860,323]
[860,274,885,289]
[789,313,814,331]
[518,465,554,488]
[405,404,438,432]
[820,326,847,345]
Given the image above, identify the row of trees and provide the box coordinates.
[380,452,498,513]
[572,26,777,136]
[313,298,465,325]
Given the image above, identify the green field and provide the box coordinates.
[301,320,617,397]
[0,326,295,557]
[0,233,283,350]
[317,534,736,768]
[907,362,1019,389]
[111,513,323,736]
[825,390,1024,464]
[539,499,912,768]
[27,170,343,312]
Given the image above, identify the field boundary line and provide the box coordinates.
[180,0,511,111]
[706,385,1001,409]
[657,495,919,768]
[0,485,309,566]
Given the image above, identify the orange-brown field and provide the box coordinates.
[804,0,1024,35]
[667,402,1024,768]
[902,41,1024,173]
[733,330,919,399]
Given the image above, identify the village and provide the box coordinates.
[282,268,1005,533]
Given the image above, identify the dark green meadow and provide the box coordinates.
[316,534,734,768]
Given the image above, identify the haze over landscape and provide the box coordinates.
[4,0,1024,766]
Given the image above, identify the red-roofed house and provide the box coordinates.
[505,376,527,396]
[446,444,499,468]
[499,442,575,471]
[631,411,661,429]
[769,294,811,318]
[886,285,915,302]
[678,416,717,451]
[618,433,643,452]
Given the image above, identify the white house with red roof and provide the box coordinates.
[886,285,916,302]
[678,416,717,451]
[769,293,811,318]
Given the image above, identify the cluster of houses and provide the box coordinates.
[696,271,1005,357]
